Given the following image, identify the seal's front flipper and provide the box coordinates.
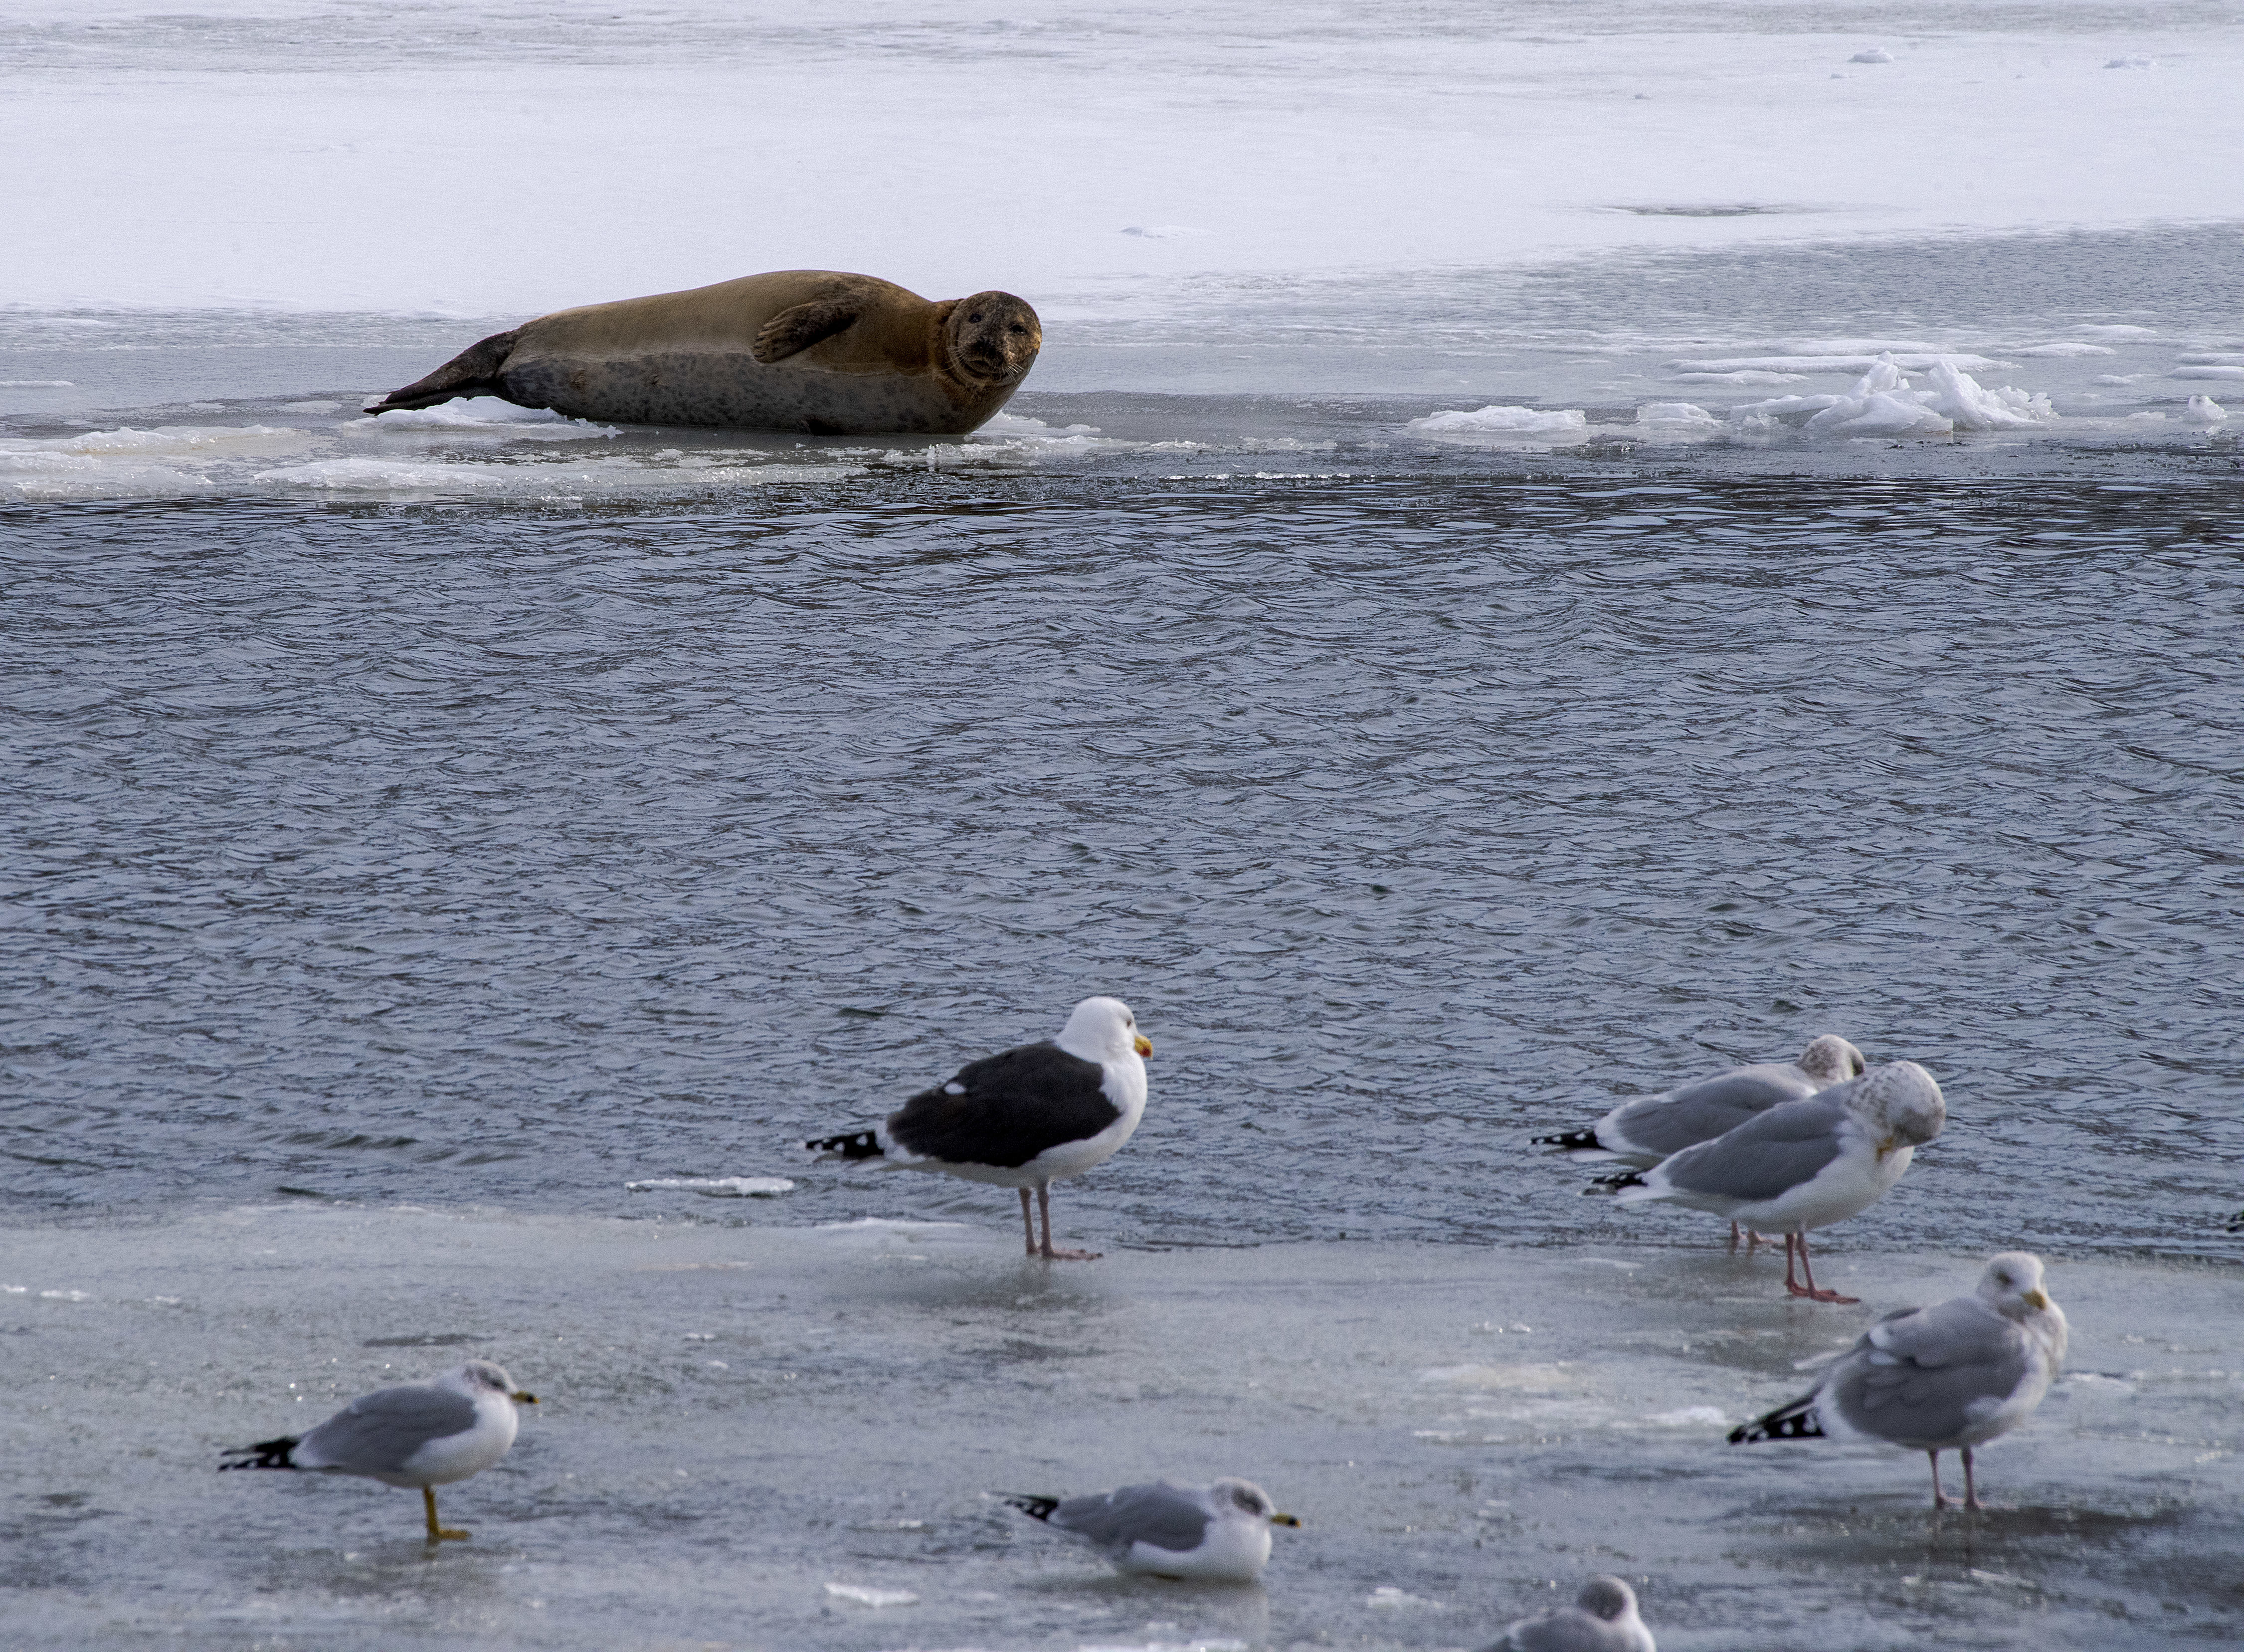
[751,299,861,364]
[368,329,521,413]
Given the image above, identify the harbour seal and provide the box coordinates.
[369,270,1041,435]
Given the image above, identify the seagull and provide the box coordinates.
[1477,1575,1657,1652]
[1003,1477,1301,1582]
[806,996,1151,1261]
[1535,1035,1865,1165]
[1728,1252,2067,1509]
[1589,1061,1945,1302]
[1536,1034,1865,1248]
[219,1360,537,1541]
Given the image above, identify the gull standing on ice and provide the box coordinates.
[1729,1252,2067,1509]
[1591,1062,1945,1302]
[1477,1575,1657,1652]
[1535,1035,1865,1165]
[1536,1034,1864,1246]
[219,1360,537,1541]
[806,995,1151,1260]
[1003,1477,1301,1582]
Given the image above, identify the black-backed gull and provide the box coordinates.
[806,995,1150,1260]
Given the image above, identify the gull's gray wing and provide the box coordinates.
[1604,1071,1814,1159]
[294,1383,477,1474]
[1654,1094,1848,1202]
[1827,1297,2035,1446]
[1483,1609,1641,1652]
[1048,1481,1213,1555]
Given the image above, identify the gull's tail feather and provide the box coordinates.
[1532,1127,1602,1152]
[219,1435,301,1471]
[1728,1394,1824,1445]
[1582,1168,1646,1197]
[805,1128,883,1162]
[1001,1493,1061,1523]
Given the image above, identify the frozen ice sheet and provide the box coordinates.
[3,1206,2239,1649]
[3,2,2243,316]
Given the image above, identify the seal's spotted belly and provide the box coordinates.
[503,351,988,435]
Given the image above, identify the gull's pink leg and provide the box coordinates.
[1788,1231,1860,1304]
[1928,1450,1949,1509]
[1018,1188,1037,1257]
[1728,1221,1741,1251]
[1962,1447,1983,1511]
[1036,1183,1099,1261]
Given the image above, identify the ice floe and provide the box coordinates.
[1407,405,1588,437]
[2183,395,2229,424]
[1670,369,1808,386]
[823,1583,918,1608]
[357,396,620,439]
[625,1176,795,1198]
[1674,352,2010,374]
[1729,354,2055,436]
[1633,401,1723,439]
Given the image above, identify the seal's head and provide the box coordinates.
[945,291,1041,384]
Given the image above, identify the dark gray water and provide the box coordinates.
[8,471,2241,1259]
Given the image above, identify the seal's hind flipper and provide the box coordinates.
[751,299,861,364]
[368,329,521,413]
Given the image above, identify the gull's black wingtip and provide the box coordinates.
[806,1129,883,1159]
[219,1434,301,1471]
[1581,1168,1645,1197]
[1532,1127,1602,1152]
[1001,1492,1060,1522]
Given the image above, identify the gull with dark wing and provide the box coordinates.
[1729,1252,2067,1509]
[1591,1062,1945,1302]
[807,995,1151,1261]
[1477,1575,1657,1652]
[1003,1477,1301,1582]
[219,1360,537,1541]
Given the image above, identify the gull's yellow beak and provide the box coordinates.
[1270,1512,1301,1528]
[1875,1133,1900,1159]
[515,1392,540,1405]
[2022,1289,2050,1312]
[1134,1034,1153,1058]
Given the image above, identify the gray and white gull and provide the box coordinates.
[1591,1061,1944,1301]
[1540,1034,1865,1247]
[219,1359,537,1541]
[1478,1575,1657,1652]
[1729,1252,2067,1509]
[1538,1035,1865,1166]
[1003,1476,1301,1582]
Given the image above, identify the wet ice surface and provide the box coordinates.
[5,1211,2239,1649]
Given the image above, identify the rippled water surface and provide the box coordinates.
[8,472,2241,1257]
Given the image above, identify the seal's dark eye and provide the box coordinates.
[969,311,983,322]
